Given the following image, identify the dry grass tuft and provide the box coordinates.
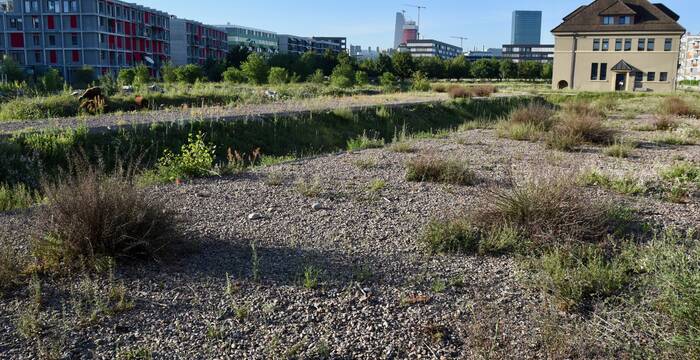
[447,85,472,99]
[653,115,679,131]
[469,85,498,97]
[405,156,477,186]
[660,96,696,117]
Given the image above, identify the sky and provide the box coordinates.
[137,0,700,51]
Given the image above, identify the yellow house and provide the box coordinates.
[551,0,685,92]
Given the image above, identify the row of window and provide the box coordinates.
[591,62,669,82]
[593,38,673,52]
[24,1,78,13]
[602,16,633,25]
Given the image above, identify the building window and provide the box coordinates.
[638,39,645,51]
[32,16,39,29]
[591,63,599,80]
[33,34,40,46]
[34,51,41,63]
[602,39,609,51]
[624,38,632,51]
[664,38,672,51]
[618,16,632,25]
[71,33,78,46]
[602,16,614,25]
[600,63,608,81]
[647,39,655,51]
[615,39,622,51]
[660,72,668,82]
[635,72,643,82]
[647,72,656,81]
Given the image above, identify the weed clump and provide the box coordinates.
[0,244,26,297]
[35,159,178,269]
[347,132,385,151]
[0,183,42,212]
[497,102,555,141]
[406,156,477,186]
[447,85,472,99]
[660,96,697,117]
[546,103,615,151]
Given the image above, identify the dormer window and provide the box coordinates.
[602,16,615,25]
[618,16,633,24]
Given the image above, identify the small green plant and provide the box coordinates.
[406,156,477,186]
[352,158,378,170]
[250,242,260,282]
[347,132,385,151]
[578,170,645,196]
[268,67,289,85]
[603,140,636,158]
[0,183,42,212]
[411,71,431,92]
[421,219,480,254]
[0,244,25,297]
[295,178,323,197]
[653,132,697,146]
[156,132,215,182]
[431,279,448,293]
[303,265,320,289]
[117,346,153,360]
[660,162,700,184]
[368,179,387,193]
[264,171,285,186]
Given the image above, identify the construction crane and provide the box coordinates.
[404,4,426,39]
[451,36,469,50]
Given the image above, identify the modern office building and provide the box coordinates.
[551,0,685,92]
[679,33,700,81]
[502,44,553,63]
[512,10,542,44]
[217,24,278,53]
[277,34,343,55]
[312,37,346,52]
[464,48,503,61]
[0,0,170,80]
[393,11,405,49]
[170,17,227,65]
[398,39,462,60]
[402,21,418,44]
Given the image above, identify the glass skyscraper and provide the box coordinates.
[511,10,542,45]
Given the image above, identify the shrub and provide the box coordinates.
[160,62,178,83]
[411,71,431,92]
[379,72,398,92]
[660,96,696,117]
[0,244,26,297]
[406,157,477,186]
[38,68,64,93]
[469,85,497,97]
[35,159,178,267]
[421,219,480,254]
[307,70,325,84]
[241,53,270,85]
[431,83,447,93]
[222,67,246,83]
[175,64,204,84]
[330,64,355,88]
[347,132,384,151]
[268,67,289,85]
[472,176,612,245]
[653,116,679,131]
[133,64,151,85]
[355,71,369,86]
[509,103,555,130]
[546,111,614,151]
[155,132,215,182]
[0,183,41,212]
[603,140,636,158]
[118,68,136,85]
[447,85,471,99]
[496,122,542,141]
[72,66,96,89]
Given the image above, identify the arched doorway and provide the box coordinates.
[557,80,569,89]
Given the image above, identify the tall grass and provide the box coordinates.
[0,183,41,212]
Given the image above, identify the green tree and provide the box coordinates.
[377,54,394,75]
[38,68,64,92]
[72,66,95,88]
[161,62,178,83]
[296,51,319,79]
[518,61,543,81]
[380,72,399,92]
[330,63,355,88]
[133,64,151,85]
[320,49,339,75]
[222,67,246,83]
[307,69,325,84]
[175,64,204,84]
[416,57,446,79]
[499,60,518,80]
[358,59,380,78]
[411,71,431,91]
[241,53,270,85]
[446,56,471,80]
[391,52,415,81]
[118,68,136,85]
[542,63,553,80]
[0,56,24,82]
[226,45,251,68]
[471,59,500,80]
[203,58,226,82]
[268,67,289,85]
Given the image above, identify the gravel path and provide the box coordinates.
[0,93,447,135]
[0,117,699,359]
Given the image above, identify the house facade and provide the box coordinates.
[551,0,685,92]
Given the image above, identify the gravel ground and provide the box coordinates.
[0,92,447,135]
[1,115,699,359]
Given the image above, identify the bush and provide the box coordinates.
[469,85,497,97]
[411,71,431,92]
[175,64,204,84]
[406,156,477,186]
[241,53,270,85]
[330,64,355,88]
[354,71,369,86]
[379,72,398,92]
[546,110,615,151]
[0,244,25,297]
[509,103,555,130]
[133,64,151,85]
[660,97,697,117]
[431,83,447,93]
[160,62,178,83]
[652,116,679,131]
[72,66,95,89]
[0,183,41,212]
[268,67,289,85]
[38,68,64,93]
[347,132,384,151]
[222,67,246,83]
[154,132,215,182]
[421,219,480,254]
[472,176,612,245]
[447,85,471,99]
[307,69,325,84]
[36,159,178,267]
[118,68,136,85]
[603,141,635,158]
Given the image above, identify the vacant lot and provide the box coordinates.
[1,91,699,359]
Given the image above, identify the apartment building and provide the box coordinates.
[277,34,343,55]
[170,17,226,66]
[398,39,462,60]
[217,24,277,53]
[502,44,554,63]
[0,0,170,80]
[679,33,700,81]
[551,0,685,92]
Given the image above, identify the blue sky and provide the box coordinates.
[138,0,699,50]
